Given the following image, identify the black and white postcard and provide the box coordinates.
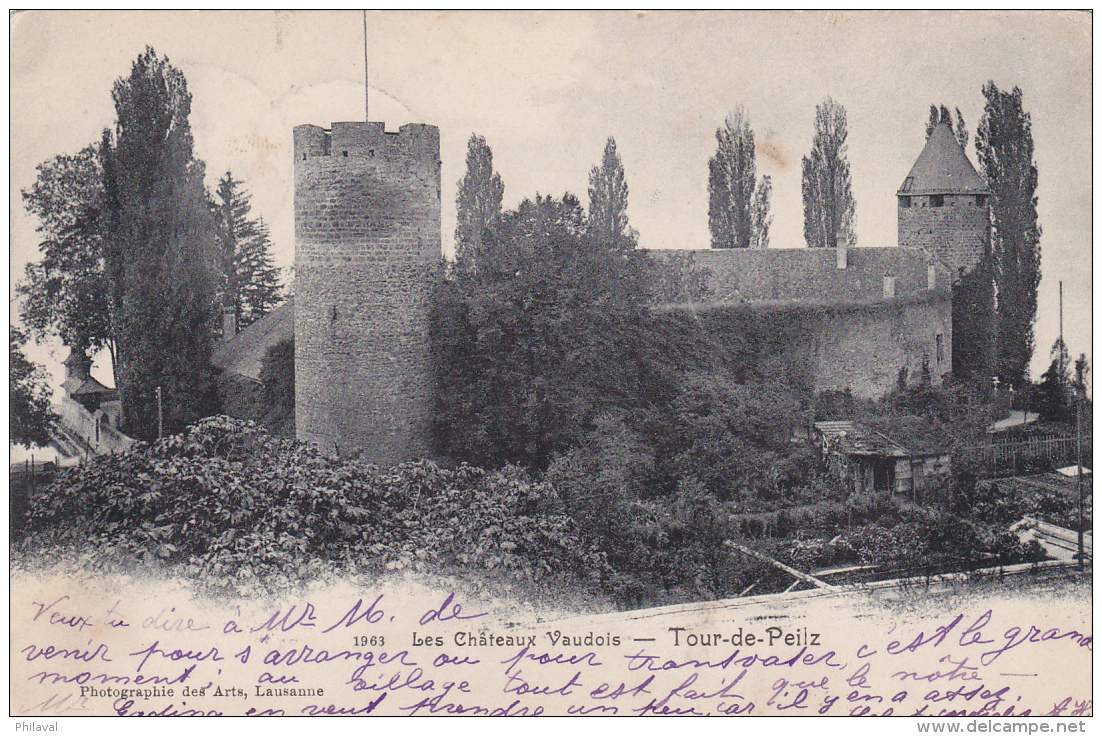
[9,10,1092,721]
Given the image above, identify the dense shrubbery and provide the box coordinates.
[956,474,1089,532]
[22,417,608,596]
[777,509,1042,574]
[20,416,1057,605]
[18,416,783,605]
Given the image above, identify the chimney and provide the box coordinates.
[836,241,848,270]
[222,306,237,342]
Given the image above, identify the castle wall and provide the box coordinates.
[294,122,441,463]
[809,298,952,398]
[897,193,988,279]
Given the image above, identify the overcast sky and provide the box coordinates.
[9,10,1092,388]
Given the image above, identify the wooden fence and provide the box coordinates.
[956,433,1092,475]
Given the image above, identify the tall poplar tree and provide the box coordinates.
[455,134,504,270]
[976,82,1041,388]
[926,104,969,148]
[587,136,636,251]
[102,47,219,439]
[802,98,855,249]
[708,107,770,249]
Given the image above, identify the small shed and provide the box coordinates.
[814,416,951,499]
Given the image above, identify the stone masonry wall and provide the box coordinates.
[294,122,441,463]
[897,193,988,280]
[808,298,953,398]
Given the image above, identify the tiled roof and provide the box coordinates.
[897,123,989,196]
[649,246,950,306]
[211,298,294,382]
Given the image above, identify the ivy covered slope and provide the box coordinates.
[19,416,609,596]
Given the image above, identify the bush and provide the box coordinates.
[22,416,607,595]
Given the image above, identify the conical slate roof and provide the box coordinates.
[897,123,989,195]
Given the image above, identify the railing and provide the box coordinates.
[956,433,1091,476]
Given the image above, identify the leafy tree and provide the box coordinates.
[952,256,997,382]
[587,136,637,251]
[10,327,57,448]
[19,144,115,372]
[454,133,504,270]
[101,47,220,439]
[802,98,855,249]
[708,107,770,249]
[976,82,1041,389]
[212,172,283,331]
[663,372,798,501]
[926,104,969,148]
[1050,336,1071,394]
[433,192,652,469]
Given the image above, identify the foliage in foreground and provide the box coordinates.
[23,417,607,597]
[20,417,1057,607]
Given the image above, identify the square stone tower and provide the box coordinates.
[897,122,991,279]
[897,121,994,381]
[293,121,441,463]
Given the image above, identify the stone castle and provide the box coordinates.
[211,119,991,466]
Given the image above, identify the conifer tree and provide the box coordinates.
[213,172,283,331]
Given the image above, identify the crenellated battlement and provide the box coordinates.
[294,122,439,165]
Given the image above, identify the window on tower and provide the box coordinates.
[930,194,944,207]
[900,195,912,208]
[975,194,986,207]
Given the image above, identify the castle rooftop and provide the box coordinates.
[211,298,294,383]
[897,122,989,196]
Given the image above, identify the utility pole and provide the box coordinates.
[156,386,163,440]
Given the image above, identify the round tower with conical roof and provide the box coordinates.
[897,122,990,280]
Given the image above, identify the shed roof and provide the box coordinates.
[816,415,948,458]
[897,123,989,196]
[211,298,294,382]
